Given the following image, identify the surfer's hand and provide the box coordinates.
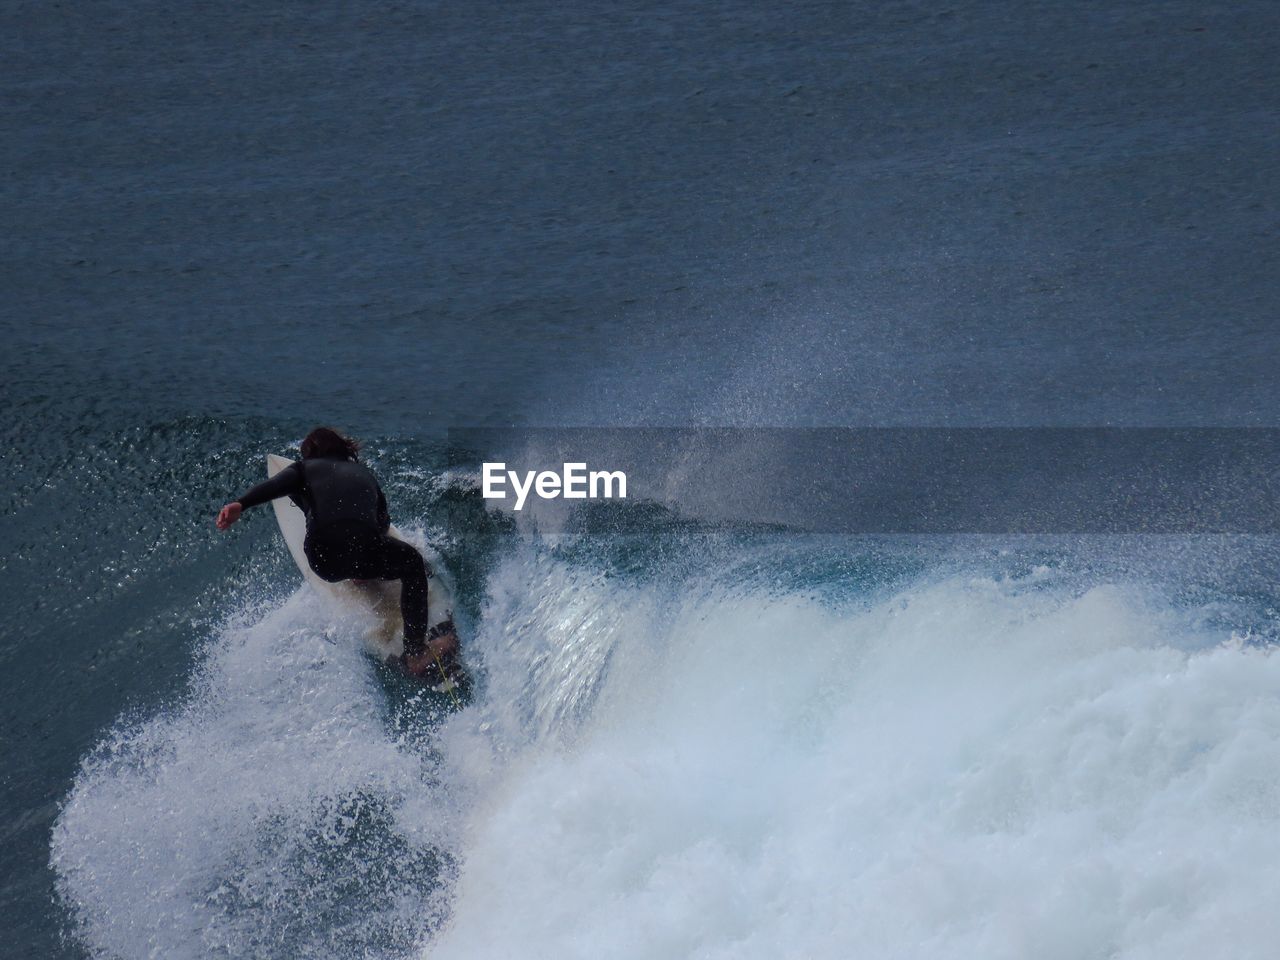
[216,502,243,530]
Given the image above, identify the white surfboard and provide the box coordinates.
[266,454,455,661]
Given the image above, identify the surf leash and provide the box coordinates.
[421,621,462,708]
[433,652,461,709]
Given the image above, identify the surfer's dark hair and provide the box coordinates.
[301,426,360,461]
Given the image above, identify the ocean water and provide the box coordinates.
[5,1,1280,958]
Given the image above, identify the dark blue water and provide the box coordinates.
[4,2,1279,957]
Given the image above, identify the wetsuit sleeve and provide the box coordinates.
[237,462,303,510]
[376,485,391,532]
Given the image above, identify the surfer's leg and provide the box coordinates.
[369,537,432,647]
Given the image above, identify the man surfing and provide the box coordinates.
[215,427,458,678]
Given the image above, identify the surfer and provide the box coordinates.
[214,427,457,676]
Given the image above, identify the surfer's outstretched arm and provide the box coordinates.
[216,463,302,530]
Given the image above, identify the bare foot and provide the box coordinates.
[427,629,459,660]
[402,630,459,677]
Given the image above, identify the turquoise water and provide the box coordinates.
[5,1,1280,957]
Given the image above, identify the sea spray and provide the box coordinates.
[431,559,1280,960]
[51,592,460,960]
[51,539,1280,960]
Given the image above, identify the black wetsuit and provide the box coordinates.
[237,455,431,651]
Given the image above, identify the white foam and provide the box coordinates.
[431,566,1280,960]
[51,590,460,959]
[54,550,1280,960]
